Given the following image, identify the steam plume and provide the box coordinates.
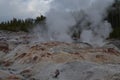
[34,0,114,46]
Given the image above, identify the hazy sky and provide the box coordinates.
[0,0,52,22]
[0,0,113,22]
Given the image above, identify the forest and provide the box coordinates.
[108,0,120,39]
[0,15,46,32]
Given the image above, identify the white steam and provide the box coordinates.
[34,0,114,46]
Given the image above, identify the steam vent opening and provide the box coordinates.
[0,0,120,80]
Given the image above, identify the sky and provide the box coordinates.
[0,0,52,22]
[0,0,114,22]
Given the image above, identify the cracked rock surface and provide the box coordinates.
[0,31,120,80]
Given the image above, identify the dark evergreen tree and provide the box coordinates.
[107,0,120,39]
[0,15,46,32]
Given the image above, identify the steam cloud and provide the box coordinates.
[34,0,114,47]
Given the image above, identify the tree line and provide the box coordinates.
[107,0,120,39]
[0,15,46,32]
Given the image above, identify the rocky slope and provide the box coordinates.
[0,31,120,80]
